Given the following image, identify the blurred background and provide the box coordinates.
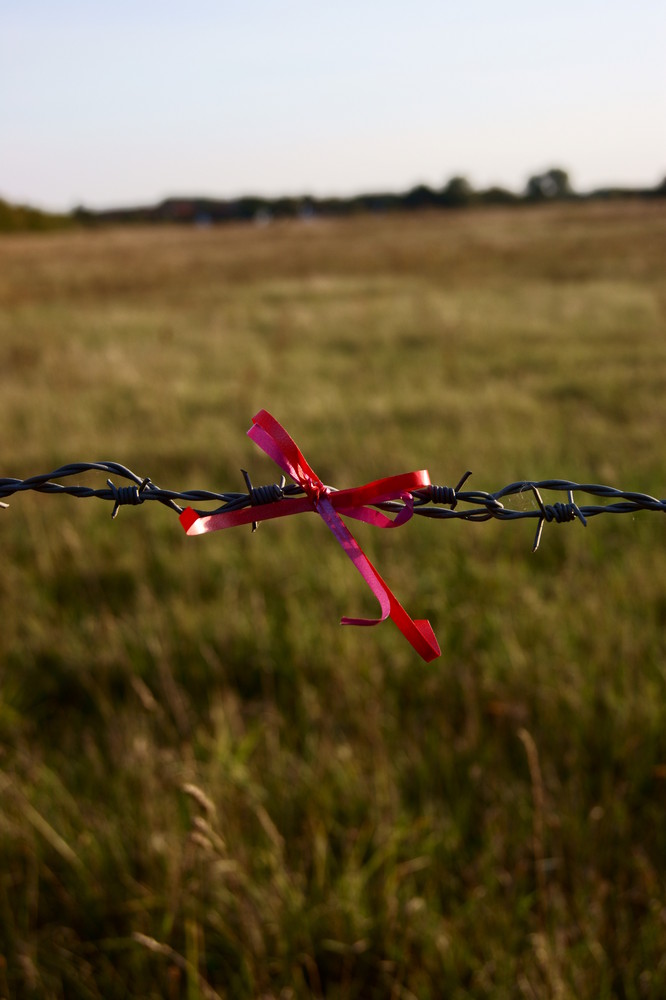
[3,0,665,212]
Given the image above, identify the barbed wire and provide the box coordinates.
[2,460,665,551]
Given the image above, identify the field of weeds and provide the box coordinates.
[1,201,666,998]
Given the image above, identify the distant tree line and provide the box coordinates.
[2,168,665,232]
[0,197,74,233]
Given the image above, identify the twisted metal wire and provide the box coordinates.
[2,461,665,550]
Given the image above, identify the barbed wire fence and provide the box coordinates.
[5,410,666,662]
[2,459,665,553]
[4,403,666,662]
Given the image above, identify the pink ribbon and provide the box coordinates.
[180,410,440,662]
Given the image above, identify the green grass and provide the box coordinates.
[1,202,666,998]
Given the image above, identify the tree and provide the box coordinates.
[479,186,519,206]
[525,168,573,201]
[440,175,474,207]
[403,184,439,209]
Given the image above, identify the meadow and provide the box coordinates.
[1,200,665,998]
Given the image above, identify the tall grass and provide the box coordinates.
[1,202,665,998]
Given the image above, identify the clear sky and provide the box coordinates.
[2,0,665,212]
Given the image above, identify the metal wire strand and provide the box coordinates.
[1,462,665,550]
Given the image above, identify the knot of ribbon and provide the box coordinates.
[180,410,441,662]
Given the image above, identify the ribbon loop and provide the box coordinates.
[181,410,440,662]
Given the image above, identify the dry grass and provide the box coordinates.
[1,201,666,998]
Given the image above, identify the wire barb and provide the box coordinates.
[241,470,287,532]
[108,477,152,519]
[425,471,473,509]
[530,486,588,552]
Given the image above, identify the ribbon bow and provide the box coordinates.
[180,410,440,662]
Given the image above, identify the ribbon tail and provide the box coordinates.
[247,423,300,481]
[336,497,413,529]
[248,411,322,486]
[317,498,440,662]
[180,497,314,534]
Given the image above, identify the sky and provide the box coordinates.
[2,0,665,212]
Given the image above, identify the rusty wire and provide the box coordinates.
[2,460,665,551]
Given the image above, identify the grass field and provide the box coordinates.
[1,201,666,998]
